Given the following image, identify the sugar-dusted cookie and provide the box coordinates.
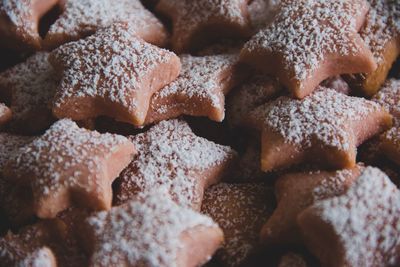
[227,74,282,127]
[145,54,242,125]
[0,103,11,127]
[248,0,280,32]
[0,219,87,267]
[345,0,400,96]
[262,166,361,246]
[248,87,392,172]
[44,0,168,49]
[241,0,376,99]
[156,0,252,52]
[50,23,180,126]
[298,167,400,267]
[0,52,58,134]
[373,79,400,166]
[3,119,136,218]
[201,183,275,267]
[0,133,35,225]
[0,0,58,50]
[114,119,237,210]
[82,189,223,267]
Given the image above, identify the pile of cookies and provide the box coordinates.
[0,0,399,266]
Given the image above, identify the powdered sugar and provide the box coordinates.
[0,133,33,170]
[50,23,178,123]
[227,74,281,126]
[0,52,57,127]
[250,87,383,150]
[0,0,34,34]
[6,119,131,198]
[46,0,165,43]
[158,0,250,50]
[312,168,357,200]
[116,119,236,208]
[87,189,217,267]
[361,0,400,63]
[201,183,274,266]
[244,0,366,81]
[308,167,400,266]
[148,54,238,121]
[373,79,400,120]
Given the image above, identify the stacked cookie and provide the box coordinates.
[0,0,399,266]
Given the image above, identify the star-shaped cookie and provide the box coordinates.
[0,52,58,134]
[298,166,400,267]
[156,0,252,52]
[345,0,400,96]
[114,119,237,210]
[247,87,392,172]
[261,166,361,246]
[0,0,58,50]
[0,133,35,225]
[240,0,377,98]
[144,54,241,125]
[44,0,168,49]
[82,189,223,267]
[201,183,275,267]
[373,79,400,166]
[3,119,136,218]
[50,23,181,126]
[0,220,87,267]
[0,103,11,127]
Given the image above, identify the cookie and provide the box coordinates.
[82,189,223,267]
[50,23,180,126]
[114,119,237,210]
[240,0,376,98]
[298,166,400,267]
[261,166,361,246]
[3,119,136,218]
[201,183,275,267]
[0,52,58,134]
[345,0,400,96]
[373,79,400,165]
[145,54,242,125]
[0,0,58,50]
[248,87,392,171]
[0,133,35,225]
[44,0,168,49]
[156,0,252,52]
[0,219,87,267]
